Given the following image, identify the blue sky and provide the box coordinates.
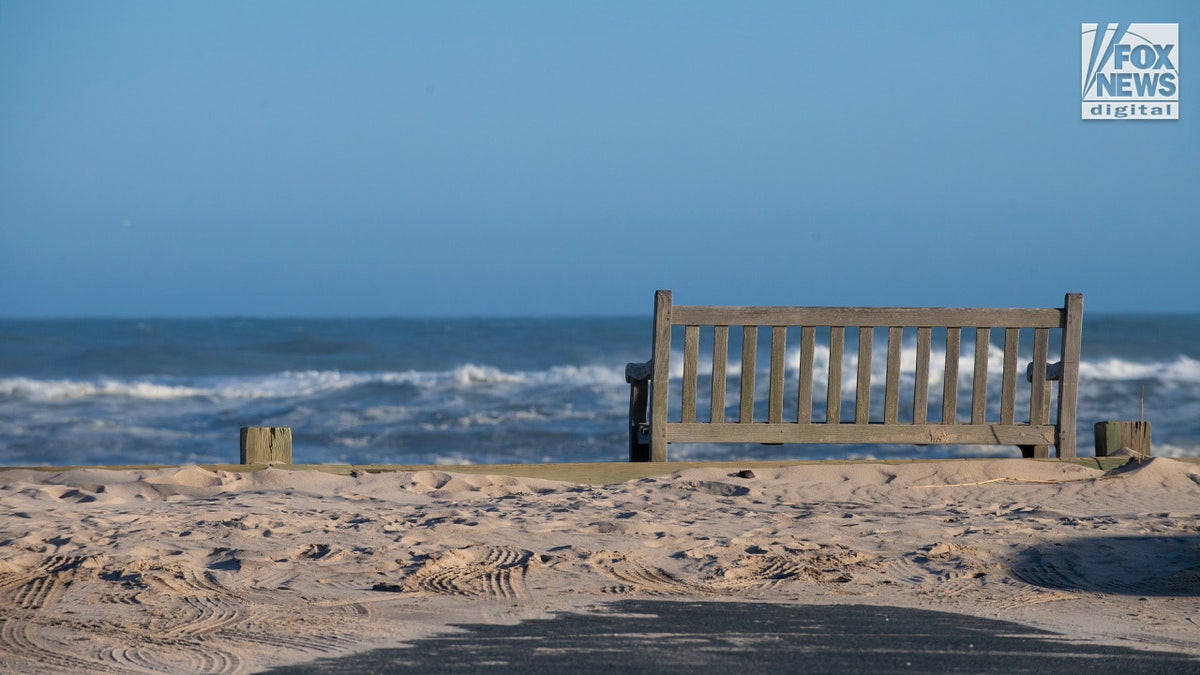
[1,1,1196,317]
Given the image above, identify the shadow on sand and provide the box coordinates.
[269,600,1199,674]
[1013,534,1200,596]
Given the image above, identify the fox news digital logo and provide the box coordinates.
[1082,23,1178,120]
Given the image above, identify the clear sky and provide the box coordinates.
[1,1,1196,317]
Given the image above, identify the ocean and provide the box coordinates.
[1,315,1197,467]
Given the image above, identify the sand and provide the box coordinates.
[0,457,1197,673]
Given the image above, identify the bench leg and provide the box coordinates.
[628,377,650,462]
[1018,444,1050,459]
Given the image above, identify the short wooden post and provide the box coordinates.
[240,427,293,464]
[1094,421,1151,457]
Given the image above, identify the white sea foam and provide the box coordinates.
[0,363,626,403]
[1079,355,1200,383]
[0,377,208,402]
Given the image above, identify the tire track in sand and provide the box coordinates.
[381,546,536,599]
[0,556,123,673]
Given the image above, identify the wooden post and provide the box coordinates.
[240,427,293,464]
[1094,421,1151,457]
[649,290,673,462]
[1055,293,1084,458]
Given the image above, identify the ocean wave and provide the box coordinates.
[4,353,1195,408]
[1078,356,1200,383]
[0,363,627,403]
[0,377,209,402]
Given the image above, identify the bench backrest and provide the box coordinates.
[642,290,1083,461]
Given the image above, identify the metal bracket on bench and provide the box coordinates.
[1026,361,1064,382]
[635,422,651,446]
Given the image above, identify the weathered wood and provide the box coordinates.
[667,423,1056,446]
[672,306,1062,329]
[240,427,292,464]
[1000,328,1019,425]
[855,327,874,424]
[649,290,673,462]
[1029,328,1049,426]
[827,327,844,424]
[884,327,902,424]
[1094,420,1151,457]
[797,326,815,424]
[942,328,960,424]
[682,325,699,424]
[972,327,990,424]
[1023,327,1051,459]
[711,326,728,423]
[768,326,787,424]
[913,327,931,424]
[739,326,757,424]
[1056,293,1084,458]
[626,291,1083,462]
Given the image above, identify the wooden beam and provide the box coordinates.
[667,422,1056,446]
[671,305,1063,329]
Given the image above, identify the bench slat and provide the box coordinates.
[769,326,787,424]
[856,327,874,424]
[914,327,931,424]
[884,327,902,424]
[827,327,844,424]
[972,327,990,424]
[672,305,1063,329]
[1001,328,1019,425]
[667,422,1056,446]
[797,326,815,424]
[682,325,699,424]
[740,326,757,424]
[1028,327,1051,459]
[942,328,960,424]
[711,326,728,423]
[1030,327,1049,426]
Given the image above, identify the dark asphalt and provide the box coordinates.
[267,600,1200,674]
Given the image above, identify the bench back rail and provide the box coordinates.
[626,291,1083,462]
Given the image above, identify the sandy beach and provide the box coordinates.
[1,457,1198,673]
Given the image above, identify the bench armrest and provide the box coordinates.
[625,360,653,383]
[625,360,653,461]
[1026,360,1064,383]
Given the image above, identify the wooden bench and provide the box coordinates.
[625,291,1083,462]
